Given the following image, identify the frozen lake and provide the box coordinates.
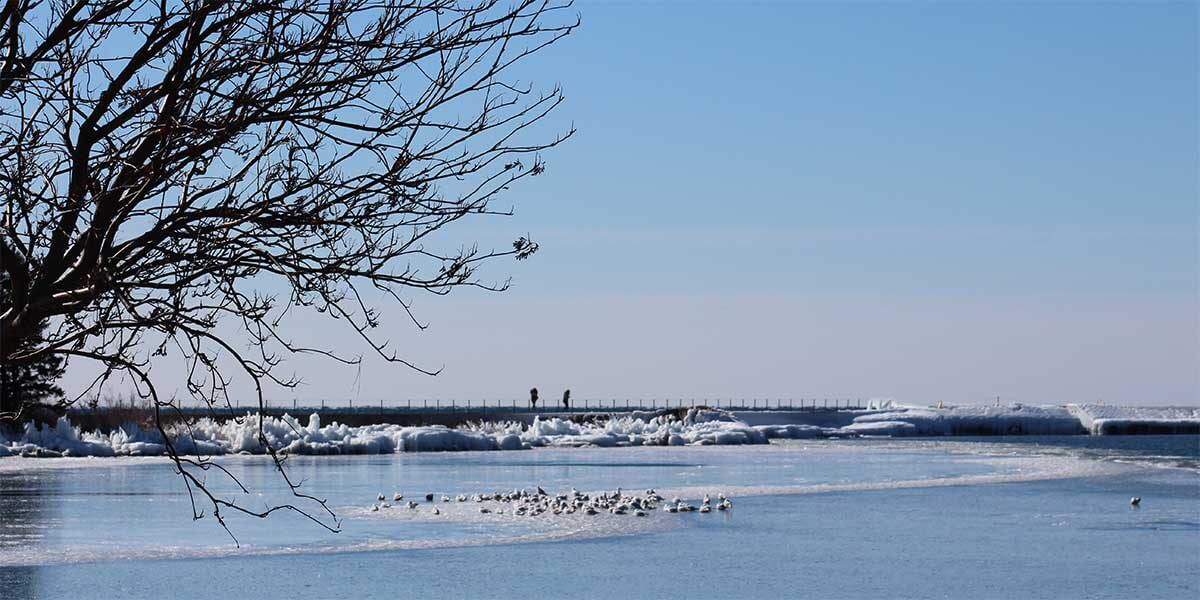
[1,436,1197,599]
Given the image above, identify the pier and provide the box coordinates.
[66,398,873,430]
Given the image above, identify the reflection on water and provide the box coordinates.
[0,470,58,599]
[0,442,1010,568]
[0,437,1197,599]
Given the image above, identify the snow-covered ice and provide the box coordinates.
[1069,404,1200,435]
[1,403,1197,458]
[839,404,1087,436]
[0,408,768,457]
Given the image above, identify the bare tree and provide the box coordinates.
[0,0,575,538]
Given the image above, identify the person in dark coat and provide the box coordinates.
[562,389,571,410]
[530,387,539,409]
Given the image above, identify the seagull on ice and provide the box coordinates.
[1130,497,1141,507]
[377,493,386,501]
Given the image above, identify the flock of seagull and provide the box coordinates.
[367,489,1143,518]
[368,487,734,518]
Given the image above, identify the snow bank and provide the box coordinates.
[512,408,767,447]
[1070,404,1200,435]
[1,403,1192,458]
[0,413,506,457]
[0,409,771,458]
[839,404,1086,436]
[844,403,1200,437]
[3,419,119,457]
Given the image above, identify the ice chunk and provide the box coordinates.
[840,404,1085,436]
[1071,404,1200,435]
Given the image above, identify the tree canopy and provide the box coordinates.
[0,0,575,536]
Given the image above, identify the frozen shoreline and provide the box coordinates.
[1,403,1196,458]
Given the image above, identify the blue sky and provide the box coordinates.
[516,1,1196,294]
[66,1,1199,406]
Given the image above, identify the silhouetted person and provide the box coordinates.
[530,387,538,410]
[562,389,571,410]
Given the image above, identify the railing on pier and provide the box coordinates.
[66,398,874,426]
[254,397,871,414]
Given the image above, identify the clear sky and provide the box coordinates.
[65,1,1199,406]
